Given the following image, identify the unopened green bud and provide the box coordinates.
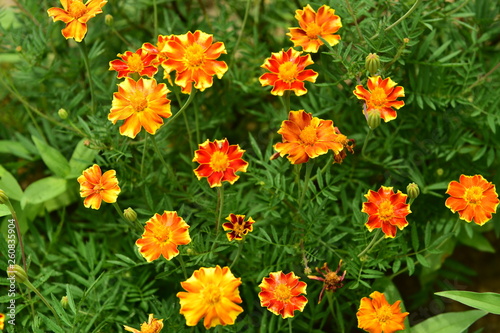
[407,183,420,200]
[0,189,9,205]
[61,296,69,309]
[8,265,29,284]
[105,14,113,27]
[58,108,68,120]
[123,207,138,222]
[367,109,381,130]
[365,53,381,76]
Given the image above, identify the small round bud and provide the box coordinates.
[365,53,381,76]
[303,267,312,275]
[367,109,381,130]
[0,189,9,205]
[436,168,444,176]
[15,45,22,52]
[123,207,138,222]
[8,265,29,284]
[403,38,410,44]
[58,108,68,120]
[60,296,69,309]
[105,14,113,27]
[407,183,420,200]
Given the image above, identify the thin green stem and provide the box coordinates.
[361,128,373,159]
[282,91,291,115]
[294,164,302,198]
[176,254,188,280]
[182,109,194,153]
[164,90,197,130]
[288,318,293,333]
[5,200,27,273]
[229,0,252,67]
[150,134,170,172]
[230,238,245,269]
[210,186,225,253]
[24,280,62,327]
[358,229,384,258]
[326,292,336,320]
[299,162,313,209]
[79,40,97,114]
[370,0,423,40]
[140,133,148,178]
[343,0,364,42]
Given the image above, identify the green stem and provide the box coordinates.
[153,0,158,37]
[24,280,62,327]
[140,133,148,178]
[5,200,27,273]
[210,186,225,253]
[79,40,97,114]
[288,318,293,333]
[326,292,335,319]
[176,254,188,280]
[370,0,423,40]
[361,128,373,159]
[343,0,364,42]
[229,0,252,67]
[282,91,291,115]
[150,134,170,172]
[230,238,245,269]
[299,162,313,209]
[358,229,384,258]
[182,109,194,154]
[164,89,197,130]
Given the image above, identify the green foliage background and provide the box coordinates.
[1,0,500,332]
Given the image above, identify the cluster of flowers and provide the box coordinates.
[48,1,500,332]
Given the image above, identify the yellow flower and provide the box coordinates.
[357,291,409,333]
[177,266,243,329]
[123,314,163,333]
[77,164,120,210]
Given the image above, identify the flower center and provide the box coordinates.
[129,91,148,112]
[376,305,394,323]
[278,62,298,83]
[127,53,145,73]
[68,0,87,19]
[325,271,340,288]
[274,284,292,302]
[92,183,104,194]
[465,186,483,204]
[299,125,318,145]
[184,44,206,68]
[154,225,172,243]
[140,322,162,333]
[233,222,246,236]
[378,200,394,221]
[305,23,322,39]
[203,284,222,305]
[370,87,388,107]
[210,151,230,172]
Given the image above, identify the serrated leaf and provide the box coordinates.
[435,291,500,314]
[32,136,70,178]
[410,310,486,333]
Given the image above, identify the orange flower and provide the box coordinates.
[362,186,411,238]
[357,291,409,333]
[0,313,4,330]
[123,314,163,333]
[77,164,120,210]
[193,139,248,188]
[332,126,355,164]
[142,35,176,65]
[135,211,191,262]
[47,0,107,42]
[445,174,499,226]
[274,110,345,164]
[353,76,405,122]
[162,30,228,94]
[108,77,171,139]
[287,4,342,53]
[222,214,255,241]
[307,260,346,304]
[109,48,159,79]
[258,271,308,319]
[177,266,243,329]
[259,48,318,96]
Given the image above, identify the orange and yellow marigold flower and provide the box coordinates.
[362,186,411,238]
[135,211,191,262]
[161,30,228,94]
[193,139,248,188]
[0,313,5,330]
[287,4,342,53]
[142,35,176,65]
[47,0,107,42]
[274,110,345,164]
[445,174,499,226]
[353,76,405,122]
[177,265,243,329]
[357,291,409,333]
[258,271,308,319]
[222,214,255,241]
[77,164,120,210]
[123,314,163,333]
[108,77,171,139]
[109,48,159,78]
[259,48,318,96]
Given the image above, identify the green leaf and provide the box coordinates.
[416,253,431,267]
[32,136,70,178]
[21,177,68,207]
[459,230,495,253]
[410,310,486,333]
[67,139,98,179]
[0,165,23,201]
[0,140,33,160]
[435,291,500,314]
[0,205,10,217]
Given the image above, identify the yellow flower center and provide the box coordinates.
[232,221,246,237]
[127,53,145,73]
[278,62,298,83]
[92,183,104,194]
[299,125,318,145]
[184,43,206,68]
[129,91,148,112]
[370,87,388,107]
[68,0,87,19]
[305,23,322,39]
[210,151,230,172]
[378,200,394,221]
[274,284,292,302]
[325,271,340,288]
[376,304,394,323]
[203,284,222,305]
[140,321,161,333]
[154,225,172,243]
[465,186,483,204]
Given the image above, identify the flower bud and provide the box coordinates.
[61,296,69,309]
[0,189,9,205]
[367,109,381,130]
[58,108,68,120]
[8,265,29,284]
[105,14,113,27]
[365,53,381,76]
[407,182,420,200]
[124,207,138,222]
[403,38,410,44]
